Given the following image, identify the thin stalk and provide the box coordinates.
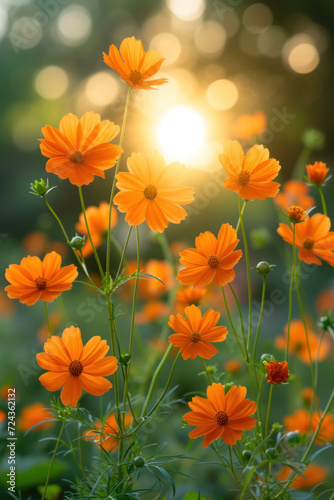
[256,375,264,437]
[222,287,246,361]
[228,283,247,359]
[41,420,65,500]
[292,146,311,180]
[238,196,252,353]
[264,384,273,436]
[235,198,246,233]
[252,276,266,364]
[106,86,132,277]
[44,302,52,337]
[285,226,296,361]
[317,185,327,216]
[115,226,133,281]
[78,186,104,280]
[201,358,213,384]
[106,295,120,428]
[314,329,325,404]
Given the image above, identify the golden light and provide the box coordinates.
[206,79,239,110]
[195,21,226,56]
[85,72,120,106]
[57,5,92,46]
[158,106,206,164]
[243,3,273,33]
[283,34,320,74]
[166,0,205,21]
[150,33,181,66]
[34,66,69,99]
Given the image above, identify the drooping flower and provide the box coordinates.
[306,161,330,186]
[168,305,228,360]
[264,360,290,384]
[5,252,78,306]
[277,213,334,266]
[75,201,117,258]
[103,36,168,90]
[275,320,329,364]
[114,151,194,233]
[276,464,329,490]
[18,402,55,432]
[40,112,123,186]
[232,111,267,141]
[275,180,315,211]
[284,409,334,445]
[37,326,118,407]
[218,140,281,200]
[183,383,257,447]
[177,224,242,289]
[85,413,132,452]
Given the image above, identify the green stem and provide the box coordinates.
[201,358,213,384]
[228,283,248,359]
[264,384,273,436]
[44,302,52,337]
[317,185,327,216]
[235,198,246,234]
[41,420,65,500]
[314,329,325,401]
[106,295,120,428]
[78,186,104,280]
[252,276,266,364]
[106,86,132,278]
[115,226,133,281]
[238,196,252,354]
[285,226,296,361]
[292,146,311,180]
[257,375,264,437]
[222,287,246,361]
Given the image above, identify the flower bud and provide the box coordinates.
[120,353,131,366]
[133,456,145,468]
[260,353,275,365]
[69,234,86,250]
[242,449,252,462]
[255,261,276,276]
[30,178,55,197]
[265,447,278,459]
[302,129,325,150]
[286,430,301,446]
[318,314,334,332]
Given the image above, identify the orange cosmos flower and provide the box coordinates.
[103,36,168,90]
[275,320,329,364]
[287,205,307,222]
[218,140,280,200]
[136,301,169,323]
[5,251,78,306]
[277,464,329,490]
[265,360,290,384]
[177,224,242,289]
[18,402,55,432]
[232,111,267,141]
[284,409,334,445]
[37,326,118,407]
[22,232,68,258]
[114,151,194,233]
[224,359,242,375]
[275,180,315,211]
[175,287,207,313]
[312,412,334,444]
[86,412,132,452]
[306,161,329,186]
[316,287,334,315]
[75,201,117,258]
[40,112,123,186]
[277,213,334,266]
[184,383,257,447]
[168,305,228,360]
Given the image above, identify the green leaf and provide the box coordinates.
[15,460,65,489]
[37,484,62,500]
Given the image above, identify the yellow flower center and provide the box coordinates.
[130,69,143,84]
[69,359,83,376]
[35,276,47,290]
[190,332,201,343]
[207,255,219,268]
[216,410,229,426]
[303,237,314,250]
[238,171,250,186]
[70,151,84,164]
[144,184,158,200]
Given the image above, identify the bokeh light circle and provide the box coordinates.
[150,33,181,66]
[9,17,42,50]
[34,66,69,99]
[243,4,273,34]
[195,21,226,56]
[206,80,239,110]
[166,0,205,21]
[283,35,320,74]
[85,72,120,106]
[57,5,92,46]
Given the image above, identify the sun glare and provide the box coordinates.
[158,106,206,165]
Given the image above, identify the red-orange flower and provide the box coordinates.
[18,402,55,432]
[184,383,257,447]
[277,213,334,266]
[103,36,168,90]
[232,112,267,141]
[86,413,132,452]
[168,305,228,360]
[306,161,329,186]
[177,224,242,289]
[275,180,315,211]
[265,360,290,384]
[277,464,329,490]
[75,202,117,258]
[5,252,78,306]
[275,320,329,364]
[40,112,123,186]
[219,140,280,200]
[37,326,118,407]
[114,151,194,232]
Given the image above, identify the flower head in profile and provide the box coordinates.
[183,383,257,447]
[114,151,194,233]
[306,161,330,186]
[177,224,242,289]
[277,213,334,266]
[18,402,55,432]
[264,360,290,384]
[37,326,118,407]
[5,251,78,306]
[218,140,281,200]
[75,202,117,258]
[232,111,267,141]
[277,464,329,490]
[275,180,315,211]
[40,112,123,186]
[85,413,132,452]
[103,36,168,90]
[275,320,329,364]
[168,305,228,360]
